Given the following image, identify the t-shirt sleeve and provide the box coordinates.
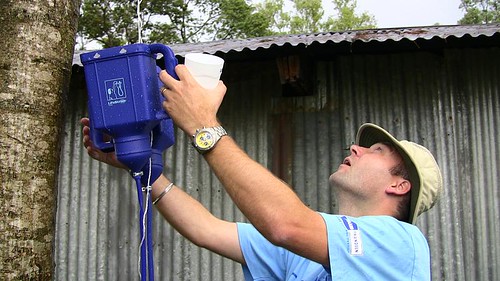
[319,213,431,280]
[237,223,287,280]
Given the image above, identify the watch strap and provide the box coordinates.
[212,126,227,138]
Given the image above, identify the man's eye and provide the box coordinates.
[370,143,388,152]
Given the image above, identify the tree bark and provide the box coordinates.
[0,0,80,279]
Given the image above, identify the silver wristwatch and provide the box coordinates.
[192,126,227,154]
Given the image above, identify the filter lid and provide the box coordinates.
[80,43,153,65]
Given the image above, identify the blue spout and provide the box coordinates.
[114,133,153,172]
[140,118,175,185]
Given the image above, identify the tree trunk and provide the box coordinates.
[0,0,80,279]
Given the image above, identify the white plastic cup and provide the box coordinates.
[184,53,224,89]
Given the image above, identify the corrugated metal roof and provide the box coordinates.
[72,24,500,66]
[171,24,500,54]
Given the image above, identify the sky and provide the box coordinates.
[348,0,465,28]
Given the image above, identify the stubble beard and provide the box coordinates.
[329,170,367,202]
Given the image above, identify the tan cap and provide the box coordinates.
[356,123,443,224]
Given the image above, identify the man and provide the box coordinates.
[81,64,443,280]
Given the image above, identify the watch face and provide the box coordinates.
[195,130,215,150]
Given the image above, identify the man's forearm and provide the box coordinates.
[203,136,307,238]
[151,175,243,263]
[202,136,329,265]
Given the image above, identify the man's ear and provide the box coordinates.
[386,179,411,195]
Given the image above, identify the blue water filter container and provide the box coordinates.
[81,43,177,172]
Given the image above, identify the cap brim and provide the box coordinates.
[355,123,421,224]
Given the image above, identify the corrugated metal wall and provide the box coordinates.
[55,47,500,280]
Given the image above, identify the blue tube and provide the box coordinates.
[134,175,147,281]
[147,189,155,281]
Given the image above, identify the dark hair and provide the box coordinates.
[381,142,411,221]
[390,160,411,222]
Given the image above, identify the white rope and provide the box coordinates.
[137,0,143,43]
[135,3,148,277]
[137,131,154,279]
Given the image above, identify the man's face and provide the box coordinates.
[329,142,404,199]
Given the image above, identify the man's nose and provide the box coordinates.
[350,144,365,156]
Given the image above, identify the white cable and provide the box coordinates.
[136,0,145,277]
[137,0,143,43]
[135,3,148,278]
[137,131,154,279]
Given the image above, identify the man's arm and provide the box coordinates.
[150,175,243,263]
[81,118,244,264]
[204,136,329,266]
[160,67,329,266]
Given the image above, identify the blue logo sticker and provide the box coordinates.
[341,216,358,230]
[104,78,127,106]
[341,216,364,256]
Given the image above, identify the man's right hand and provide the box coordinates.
[159,65,226,137]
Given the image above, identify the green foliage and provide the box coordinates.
[209,0,271,40]
[323,0,376,31]
[78,0,138,48]
[77,0,378,49]
[148,0,210,44]
[77,0,271,48]
[290,0,325,33]
[253,0,291,34]
[459,0,499,24]
[254,0,376,34]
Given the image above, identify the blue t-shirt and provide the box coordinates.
[237,214,430,280]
